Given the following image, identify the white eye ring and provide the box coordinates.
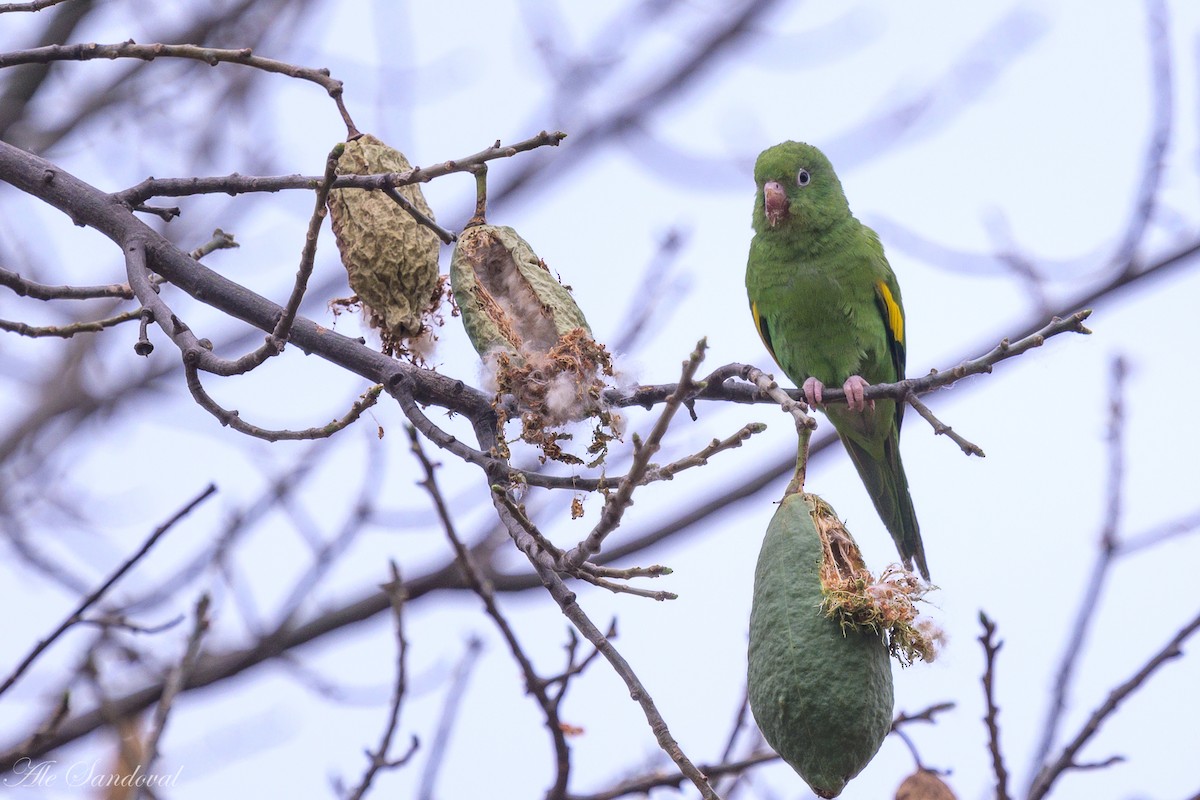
[797,169,811,187]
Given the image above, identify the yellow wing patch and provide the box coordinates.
[875,281,904,346]
[750,300,776,361]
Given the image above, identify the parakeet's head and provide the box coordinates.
[752,141,852,237]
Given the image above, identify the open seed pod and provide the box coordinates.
[450,223,590,359]
[450,223,616,464]
[748,492,895,799]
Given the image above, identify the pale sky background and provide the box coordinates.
[2,2,1200,799]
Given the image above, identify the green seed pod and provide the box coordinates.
[327,134,441,347]
[748,492,894,799]
[449,223,589,360]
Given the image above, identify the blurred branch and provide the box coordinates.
[1027,356,1127,783]
[492,0,785,207]
[0,483,216,698]
[417,637,483,800]
[829,8,1049,169]
[889,701,956,773]
[1026,608,1200,800]
[0,39,356,133]
[1118,508,1200,554]
[344,563,418,800]
[139,593,211,771]
[0,0,93,138]
[1109,0,1173,275]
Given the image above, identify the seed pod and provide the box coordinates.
[748,492,894,799]
[450,223,614,464]
[895,769,957,800]
[449,223,590,360]
[327,134,441,350]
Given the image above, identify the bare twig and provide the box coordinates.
[189,228,239,260]
[489,486,567,568]
[184,363,383,441]
[469,407,718,799]
[387,375,498,472]
[0,308,142,338]
[381,185,456,244]
[509,421,766,493]
[140,152,334,374]
[829,310,1092,410]
[889,701,956,771]
[905,392,986,457]
[570,572,677,601]
[115,130,568,207]
[0,266,133,300]
[0,0,75,11]
[538,559,720,799]
[271,144,341,347]
[891,701,957,731]
[563,338,709,568]
[544,624,610,702]
[978,612,1012,800]
[744,366,814,432]
[0,484,216,697]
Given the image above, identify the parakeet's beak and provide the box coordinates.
[764,181,788,227]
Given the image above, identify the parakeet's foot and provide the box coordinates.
[802,375,875,412]
[801,377,825,408]
[843,375,874,413]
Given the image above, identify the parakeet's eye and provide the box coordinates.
[796,169,811,187]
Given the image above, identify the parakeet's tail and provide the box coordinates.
[841,434,929,580]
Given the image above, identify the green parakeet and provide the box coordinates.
[745,141,929,579]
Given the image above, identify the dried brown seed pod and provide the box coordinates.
[327,134,441,355]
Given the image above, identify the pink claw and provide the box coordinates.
[802,376,824,407]
[843,375,874,413]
